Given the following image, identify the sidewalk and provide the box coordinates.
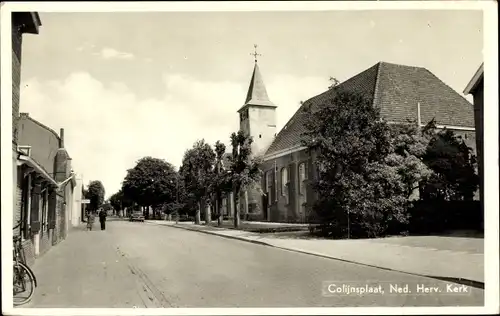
[148,220,484,286]
[24,224,161,308]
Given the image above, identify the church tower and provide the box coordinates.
[238,45,277,157]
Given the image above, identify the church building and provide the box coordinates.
[227,57,476,223]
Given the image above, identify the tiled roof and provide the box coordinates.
[239,62,275,112]
[265,62,475,156]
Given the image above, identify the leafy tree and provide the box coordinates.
[85,180,106,212]
[210,141,233,226]
[109,189,133,214]
[101,202,113,213]
[422,129,479,201]
[227,130,262,228]
[388,119,437,199]
[302,90,431,238]
[159,174,186,219]
[122,157,178,219]
[179,140,216,224]
[328,76,340,90]
[173,174,196,218]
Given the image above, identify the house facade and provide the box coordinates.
[11,12,81,264]
[464,63,484,219]
[11,12,42,265]
[17,114,79,264]
[227,61,477,223]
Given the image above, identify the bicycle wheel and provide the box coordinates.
[13,262,36,306]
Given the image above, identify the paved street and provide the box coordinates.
[27,221,484,308]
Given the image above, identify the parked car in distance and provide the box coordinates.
[129,212,145,222]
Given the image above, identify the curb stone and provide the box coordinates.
[146,221,484,289]
[146,221,272,247]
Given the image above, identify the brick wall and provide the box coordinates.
[12,24,22,146]
[258,148,316,223]
[38,227,51,256]
[22,239,35,267]
[52,193,65,245]
[14,159,23,235]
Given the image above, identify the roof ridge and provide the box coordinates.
[373,62,383,108]
[377,61,426,70]
[19,113,61,140]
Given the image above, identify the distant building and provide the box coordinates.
[464,63,484,220]
[226,61,476,223]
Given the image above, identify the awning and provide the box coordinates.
[17,154,58,187]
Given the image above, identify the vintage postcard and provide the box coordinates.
[1,1,498,315]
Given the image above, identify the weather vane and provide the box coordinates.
[250,44,262,63]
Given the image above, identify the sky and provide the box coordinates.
[18,10,483,198]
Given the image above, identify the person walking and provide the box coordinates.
[99,209,107,230]
[86,211,95,231]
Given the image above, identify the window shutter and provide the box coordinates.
[22,175,30,240]
[48,189,57,229]
[30,182,41,233]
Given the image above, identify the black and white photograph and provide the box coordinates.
[1,1,498,315]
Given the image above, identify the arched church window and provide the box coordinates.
[281,167,289,196]
[298,162,307,195]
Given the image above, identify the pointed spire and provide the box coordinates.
[243,62,275,107]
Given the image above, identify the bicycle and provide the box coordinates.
[13,222,37,306]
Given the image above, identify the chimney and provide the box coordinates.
[59,128,65,148]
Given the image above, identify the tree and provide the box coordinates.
[328,76,340,90]
[227,130,262,228]
[101,201,113,213]
[422,129,479,201]
[179,140,216,224]
[211,141,233,226]
[388,118,437,199]
[122,157,178,219]
[85,180,105,212]
[109,189,133,215]
[302,90,431,238]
